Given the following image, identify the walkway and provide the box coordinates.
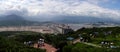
[73,38,101,48]
[33,43,57,52]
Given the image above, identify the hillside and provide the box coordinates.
[0,36,45,52]
[0,14,40,26]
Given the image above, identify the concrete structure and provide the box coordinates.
[52,24,73,34]
[0,26,54,34]
[0,24,73,34]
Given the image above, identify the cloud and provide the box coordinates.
[85,0,109,4]
[0,0,120,21]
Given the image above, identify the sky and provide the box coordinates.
[0,0,120,22]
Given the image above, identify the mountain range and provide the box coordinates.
[0,14,119,26]
[0,14,40,26]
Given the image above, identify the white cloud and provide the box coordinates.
[0,0,120,21]
[86,0,109,4]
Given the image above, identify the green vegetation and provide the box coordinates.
[74,27,120,46]
[0,31,67,47]
[0,36,45,52]
[62,43,120,52]
[1,27,120,52]
[61,27,120,52]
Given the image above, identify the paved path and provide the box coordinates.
[34,43,57,52]
[73,38,101,48]
[82,42,101,48]
[73,38,80,44]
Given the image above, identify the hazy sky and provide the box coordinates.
[0,0,120,21]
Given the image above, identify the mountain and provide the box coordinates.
[50,15,120,24]
[0,14,40,26]
[0,14,25,21]
[0,14,119,26]
[27,15,120,24]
